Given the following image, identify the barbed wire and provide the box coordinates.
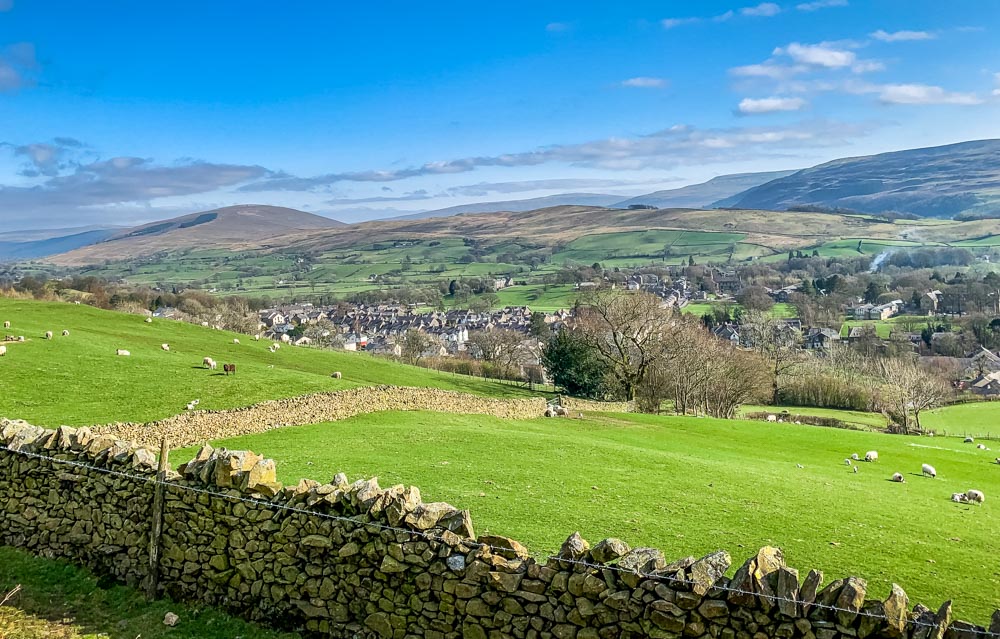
[0,443,997,635]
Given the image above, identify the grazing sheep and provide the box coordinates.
[766,414,777,422]
[161,344,170,351]
[853,466,858,474]
[192,399,199,405]
[17,336,24,341]
[844,458,852,466]
[0,345,6,357]
[185,403,194,411]
[223,363,236,376]
[116,349,130,356]
[965,437,975,443]
[332,371,342,379]
[890,472,904,483]
[851,453,860,461]
[61,330,69,336]
[951,492,968,503]
[922,463,937,478]
[144,317,153,324]
[44,331,53,340]
[995,458,1000,465]
[795,464,804,469]
[254,334,261,341]
[977,444,988,450]
[279,334,291,343]
[273,343,280,350]
[233,338,240,345]
[966,489,985,504]
[203,357,216,370]
[865,451,879,463]
[2,321,9,329]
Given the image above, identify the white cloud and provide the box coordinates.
[741,3,781,17]
[0,42,38,92]
[993,72,1000,96]
[851,60,885,73]
[621,76,667,88]
[662,17,700,28]
[870,29,936,42]
[777,42,856,69]
[730,63,806,80]
[737,96,808,114]
[876,83,983,105]
[796,0,848,11]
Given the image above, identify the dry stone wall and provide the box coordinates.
[93,386,548,448]
[2,418,999,639]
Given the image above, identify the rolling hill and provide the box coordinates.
[0,226,119,262]
[392,193,625,220]
[613,170,796,209]
[52,205,344,263]
[722,139,1000,218]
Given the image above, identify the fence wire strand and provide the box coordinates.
[0,443,996,636]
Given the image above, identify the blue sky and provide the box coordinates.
[1,0,999,229]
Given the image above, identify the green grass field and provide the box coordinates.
[0,299,536,426]
[738,405,888,429]
[176,409,1000,623]
[0,546,299,639]
[922,402,1000,438]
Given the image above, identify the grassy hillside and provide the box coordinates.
[176,409,1000,623]
[0,299,536,426]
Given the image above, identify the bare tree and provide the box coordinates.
[467,329,527,377]
[400,329,436,365]
[577,290,671,401]
[739,310,801,405]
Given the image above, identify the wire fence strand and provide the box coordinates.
[0,443,997,636]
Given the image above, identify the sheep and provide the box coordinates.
[865,451,878,463]
[116,349,130,356]
[184,403,194,411]
[964,437,974,443]
[161,344,170,351]
[995,458,1000,465]
[203,357,217,370]
[254,334,261,341]
[851,453,860,461]
[44,331,53,340]
[795,464,804,469]
[853,466,859,474]
[61,330,69,336]
[192,399,199,405]
[766,414,777,422]
[844,458,852,466]
[332,371,342,379]
[17,336,24,342]
[977,444,988,450]
[2,321,9,329]
[201,321,209,327]
[922,463,937,478]
[966,489,985,504]
[144,317,153,324]
[233,338,241,345]
[273,343,280,350]
[951,492,968,503]
[0,345,6,357]
[890,472,905,483]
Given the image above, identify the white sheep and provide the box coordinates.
[865,451,878,463]
[332,371,342,379]
[995,458,1000,465]
[965,437,975,443]
[192,399,199,405]
[966,489,985,504]
[44,331,53,340]
[766,414,777,422]
[185,403,194,411]
[273,343,280,350]
[851,453,860,461]
[161,344,170,351]
[17,336,24,342]
[0,345,6,357]
[922,463,937,478]
[890,472,904,483]
[795,464,804,469]
[144,317,153,324]
[203,357,216,370]
[254,334,261,341]
[61,330,69,336]
[853,466,859,474]
[977,444,988,450]
[844,458,852,466]
[2,321,9,329]
[233,338,241,345]
[116,349,130,356]
[951,492,968,503]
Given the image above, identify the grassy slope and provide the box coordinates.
[922,402,1000,437]
[0,299,536,426]
[177,410,1000,623]
[0,547,298,639]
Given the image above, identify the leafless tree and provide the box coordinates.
[739,310,802,405]
[400,329,436,365]
[467,329,527,376]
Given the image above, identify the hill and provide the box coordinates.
[724,139,1000,218]
[0,299,535,425]
[0,227,119,262]
[613,170,796,209]
[393,193,625,220]
[51,205,344,264]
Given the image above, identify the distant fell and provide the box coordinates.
[724,139,1000,218]
[0,227,119,262]
[51,205,343,264]
[614,170,796,209]
[393,193,624,220]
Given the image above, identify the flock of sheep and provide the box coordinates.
[839,445,988,505]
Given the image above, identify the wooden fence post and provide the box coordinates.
[146,438,169,600]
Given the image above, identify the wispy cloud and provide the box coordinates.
[796,0,847,11]
[621,76,667,88]
[874,83,984,105]
[545,22,571,33]
[870,29,935,42]
[993,72,1000,97]
[446,178,662,197]
[0,42,39,92]
[776,42,856,69]
[737,96,808,114]
[241,119,875,191]
[741,3,782,17]
[326,190,434,205]
[662,17,700,29]
[663,3,783,28]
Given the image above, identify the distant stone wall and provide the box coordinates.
[2,418,998,639]
[93,386,548,448]
[558,397,634,414]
